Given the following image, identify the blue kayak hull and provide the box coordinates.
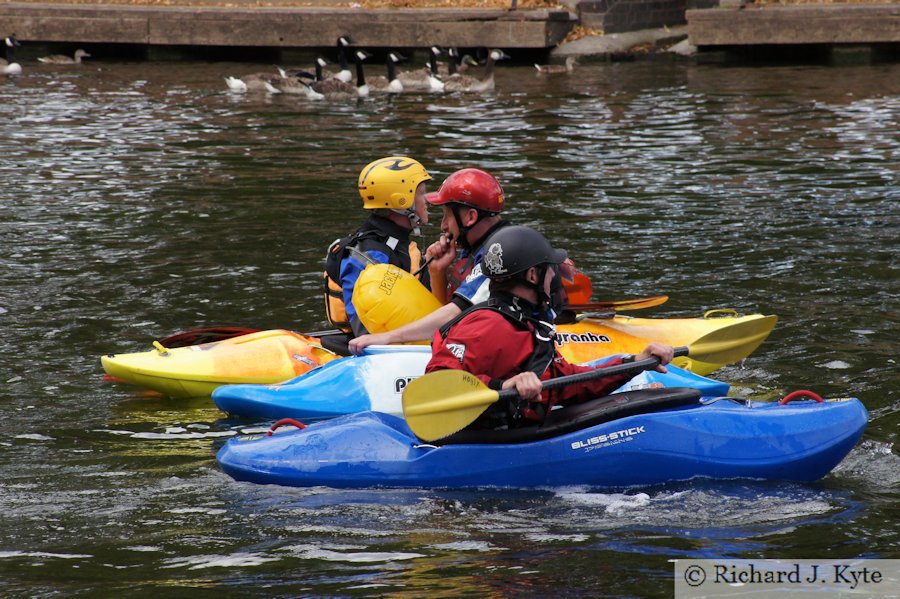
[212,347,731,422]
[217,397,867,489]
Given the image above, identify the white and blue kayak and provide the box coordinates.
[212,346,731,422]
[216,391,868,489]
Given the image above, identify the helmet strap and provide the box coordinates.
[451,204,476,250]
[392,207,422,236]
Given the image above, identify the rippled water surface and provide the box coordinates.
[1,58,898,596]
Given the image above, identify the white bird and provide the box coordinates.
[535,56,576,74]
[1,35,22,75]
[368,51,405,94]
[38,49,91,65]
[397,46,444,93]
[444,48,509,93]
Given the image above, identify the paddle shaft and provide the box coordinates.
[496,346,689,401]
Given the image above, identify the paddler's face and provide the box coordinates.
[414,182,429,225]
[439,204,477,243]
[439,205,459,240]
[543,266,556,296]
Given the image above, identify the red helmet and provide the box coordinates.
[428,168,504,214]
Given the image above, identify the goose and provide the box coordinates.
[397,46,443,92]
[38,49,91,65]
[368,51,405,94]
[265,68,325,100]
[276,56,324,81]
[535,56,576,74]
[308,49,370,100]
[443,48,509,93]
[333,35,354,83]
[272,57,326,90]
[437,48,475,77]
[270,74,325,101]
[1,35,22,75]
[224,72,281,93]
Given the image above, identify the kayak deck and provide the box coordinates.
[103,310,777,399]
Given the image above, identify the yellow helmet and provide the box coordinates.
[358,156,432,210]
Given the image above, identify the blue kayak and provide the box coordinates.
[216,391,867,489]
[212,346,731,421]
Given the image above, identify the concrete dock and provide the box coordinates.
[1,0,898,59]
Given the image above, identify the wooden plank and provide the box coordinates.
[0,2,575,48]
[687,4,900,46]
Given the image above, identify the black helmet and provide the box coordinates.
[482,226,567,280]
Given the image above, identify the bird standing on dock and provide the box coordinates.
[534,56,576,74]
[38,49,91,65]
[444,48,509,93]
[1,35,23,75]
[368,51,405,94]
[397,46,444,92]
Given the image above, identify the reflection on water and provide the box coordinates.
[0,59,898,594]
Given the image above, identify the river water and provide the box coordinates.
[1,56,898,596]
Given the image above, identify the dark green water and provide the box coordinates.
[1,58,897,597]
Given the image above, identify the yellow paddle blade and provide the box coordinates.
[567,295,669,312]
[402,370,500,442]
[686,315,778,365]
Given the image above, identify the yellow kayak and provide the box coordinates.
[101,309,776,399]
[557,310,778,375]
[101,329,340,399]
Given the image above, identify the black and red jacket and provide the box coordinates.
[426,292,628,429]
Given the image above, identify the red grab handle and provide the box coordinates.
[779,390,825,405]
[266,418,308,436]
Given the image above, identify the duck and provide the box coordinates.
[535,56,576,74]
[443,48,509,93]
[38,49,91,65]
[1,35,23,75]
[397,46,443,92]
[308,49,370,100]
[367,51,405,94]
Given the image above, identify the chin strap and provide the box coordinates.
[392,207,422,236]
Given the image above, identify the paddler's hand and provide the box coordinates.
[502,371,543,402]
[635,342,675,373]
[349,332,391,356]
[425,233,457,273]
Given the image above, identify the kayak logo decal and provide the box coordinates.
[571,425,645,452]
[555,331,612,345]
[292,354,316,367]
[394,376,418,393]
